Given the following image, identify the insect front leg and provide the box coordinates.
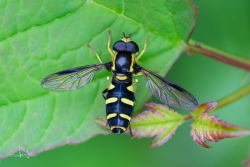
[86,43,103,63]
[136,34,151,61]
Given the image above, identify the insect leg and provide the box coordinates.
[136,34,151,61]
[133,72,142,76]
[86,43,103,63]
[102,88,108,100]
[107,29,115,58]
[128,125,133,137]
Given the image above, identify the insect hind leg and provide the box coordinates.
[136,34,151,61]
[86,43,103,63]
[102,88,108,100]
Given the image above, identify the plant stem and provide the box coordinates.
[212,83,250,112]
[184,84,250,119]
[187,39,250,71]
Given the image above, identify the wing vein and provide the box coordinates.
[140,66,198,110]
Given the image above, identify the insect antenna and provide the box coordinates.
[123,32,132,38]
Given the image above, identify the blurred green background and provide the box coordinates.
[1,0,250,166]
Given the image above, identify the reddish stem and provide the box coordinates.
[187,40,250,71]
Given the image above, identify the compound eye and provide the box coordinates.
[113,41,126,52]
[126,41,139,53]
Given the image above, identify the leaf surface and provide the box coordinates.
[0,0,196,158]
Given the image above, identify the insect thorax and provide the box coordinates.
[111,38,139,75]
[112,52,135,74]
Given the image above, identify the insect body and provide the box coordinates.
[101,36,138,134]
[41,30,198,134]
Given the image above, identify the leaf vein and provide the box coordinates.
[32,96,55,147]
[0,1,87,43]
[0,102,26,149]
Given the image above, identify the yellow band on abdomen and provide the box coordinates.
[106,97,118,104]
[108,83,115,90]
[127,85,133,92]
[107,113,117,119]
[121,98,134,106]
[110,126,126,131]
[120,114,131,121]
[116,75,128,80]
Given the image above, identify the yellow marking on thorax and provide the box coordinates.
[121,37,131,42]
[111,53,117,71]
[127,85,133,92]
[129,54,135,72]
[107,113,117,119]
[121,98,134,106]
[116,75,128,80]
[106,97,118,104]
[108,83,115,90]
[120,114,131,121]
[110,126,126,131]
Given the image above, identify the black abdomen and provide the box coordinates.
[105,77,135,134]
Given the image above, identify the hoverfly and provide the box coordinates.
[41,30,198,134]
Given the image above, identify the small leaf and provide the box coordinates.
[190,102,250,148]
[130,103,185,147]
[190,101,217,118]
[95,118,110,131]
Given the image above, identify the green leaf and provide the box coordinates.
[0,0,196,159]
[190,102,250,148]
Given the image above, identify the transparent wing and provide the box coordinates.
[140,66,198,110]
[41,63,107,91]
